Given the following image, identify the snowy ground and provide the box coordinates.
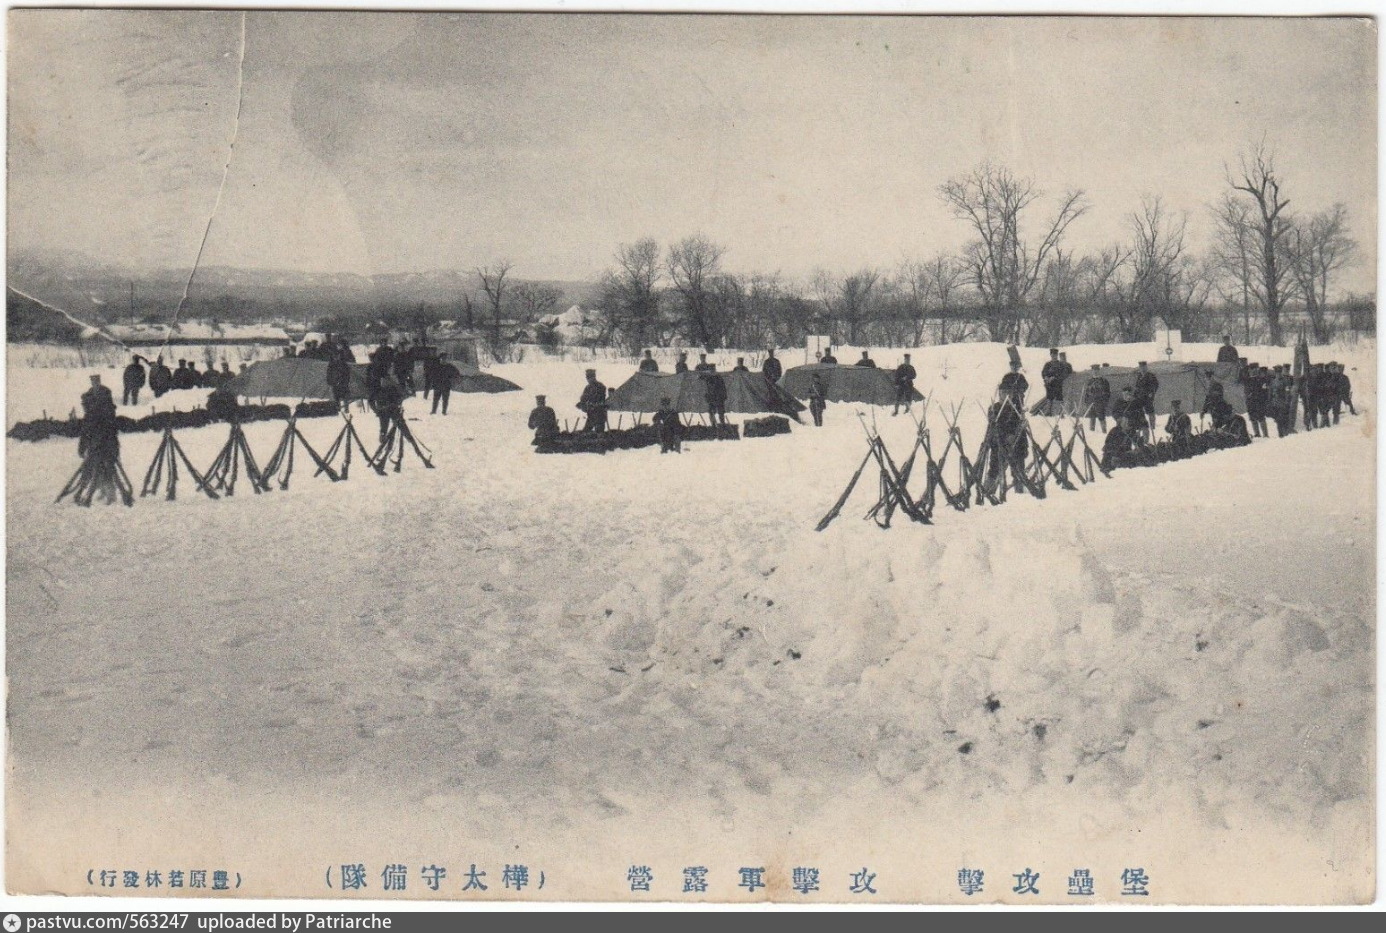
[5,339,1375,903]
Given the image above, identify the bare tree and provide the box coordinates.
[1208,194,1257,343]
[1127,195,1191,338]
[510,281,562,325]
[667,234,725,348]
[938,161,1087,343]
[1288,203,1358,343]
[812,267,880,345]
[600,237,663,352]
[1225,141,1294,345]
[476,260,514,354]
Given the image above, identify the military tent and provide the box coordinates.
[780,363,924,406]
[606,371,805,418]
[225,357,371,400]
[1061,360,1246,416]
[440,362,522,394]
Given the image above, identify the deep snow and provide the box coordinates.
[4,339,1375,902]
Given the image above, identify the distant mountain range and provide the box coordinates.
[7,249,602,322]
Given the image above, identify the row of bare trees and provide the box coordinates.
[593,140,1365,351]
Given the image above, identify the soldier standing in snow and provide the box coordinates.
[1242,363,1270,438]
[369,375,406,444]
[1217,335,1240,364]
[122,355,146,406]
[429,352,459,415]
[855,350,877,368]
[1082,364,1111,432]
[762,348,783,384]
[808,374,827,427]
[653,396,682,453]
[149,356,173,398]
[702,370,728,426]
[638,350,660,373]
[732,357,750,372]
[694,353,715,372]
[892,353,917,416]
[1133,361,1159,439]
[998,359,1028,407]
[1040,347,1068,415]
[577,369,608,432]
[674,351,690,374]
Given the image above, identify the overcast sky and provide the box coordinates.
[7,11,1377,293]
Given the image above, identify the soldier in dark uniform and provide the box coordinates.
[762,348,783,383]
[639,350,660,373]
[985,397,1028,485]
[327,353,352,410]
[892,353,917,416]
[1199,370,1226,421]
[732,357,750,372]
[369,375,406,444]
[1133,361,1159,438]
[75,375,124,502]
[578,369,608,432]
[219,360,233,383]
[1313,363,1334,427]
[998,360,1028,407]
[1082,364,1111,432]
[1101,415,1137,472]
[1110,385,1139,433]
[674,352,690,374]
[1165,399,1193,454]
[819,347,838,365]
[702,370,728,426]
[808,373,827,427]
[1040,348,1067,415]
[122,355,147,405]
[1243,362,1271,438]
[1268,365,1293,437]
[172,360,195,390]
[653,396,682,453]
[149,356,173,398]
[1332,362,1356,421]
[694,353,715,373]
[392,342,416,396]
[1217,335,1240,364]
[429,352,459,415]
[855,350,876,368]
[527,394,559,448]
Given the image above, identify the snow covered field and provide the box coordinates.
[5,339,1375,902]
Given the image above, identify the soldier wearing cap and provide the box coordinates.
[1133,361,1159,438]
[528,393,559,447]
[653,395,682,453]
[892,353,917,416]
[1165,398,1193,452]
[998,359,1028,408]
[577,369,608,433]
[1082,363,1111,432]
[674,351,690,374]
[639,349,660,374]
[1041,347,1068,414]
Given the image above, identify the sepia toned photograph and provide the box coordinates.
[4,8,1377,905]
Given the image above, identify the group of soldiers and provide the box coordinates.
[122,354,237,405]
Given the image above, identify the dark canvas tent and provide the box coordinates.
[606,371,805,418]
[411,359,521,393]
[780,363,924,406]
[1061,360,1246,416]
[441,363,522,394]
[225,357,371,400]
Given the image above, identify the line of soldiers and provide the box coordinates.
[122,355,237,405]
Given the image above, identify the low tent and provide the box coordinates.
[606,370,805,419]
[439,362,522,394]
[1060,360,1246,417]
[780,363,925,406]
[225,357,371,400]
